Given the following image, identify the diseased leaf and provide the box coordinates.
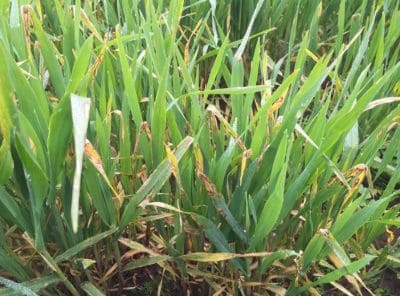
[119,137,193,231]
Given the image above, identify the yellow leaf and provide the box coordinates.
[165,143,179,181]
[84,139,123,206]
[193,144,204,175]
[240,149,252,185]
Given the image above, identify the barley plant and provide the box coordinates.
[0,0,400,295]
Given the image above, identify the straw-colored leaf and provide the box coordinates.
[71,94,91,233]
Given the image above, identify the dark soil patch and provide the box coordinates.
[377,268,400,296]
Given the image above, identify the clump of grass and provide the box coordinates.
[0,0,400,295]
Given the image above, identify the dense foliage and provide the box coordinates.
[0,0,399,295]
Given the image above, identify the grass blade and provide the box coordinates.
[0,276,38,296]
[71,94,91,233]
